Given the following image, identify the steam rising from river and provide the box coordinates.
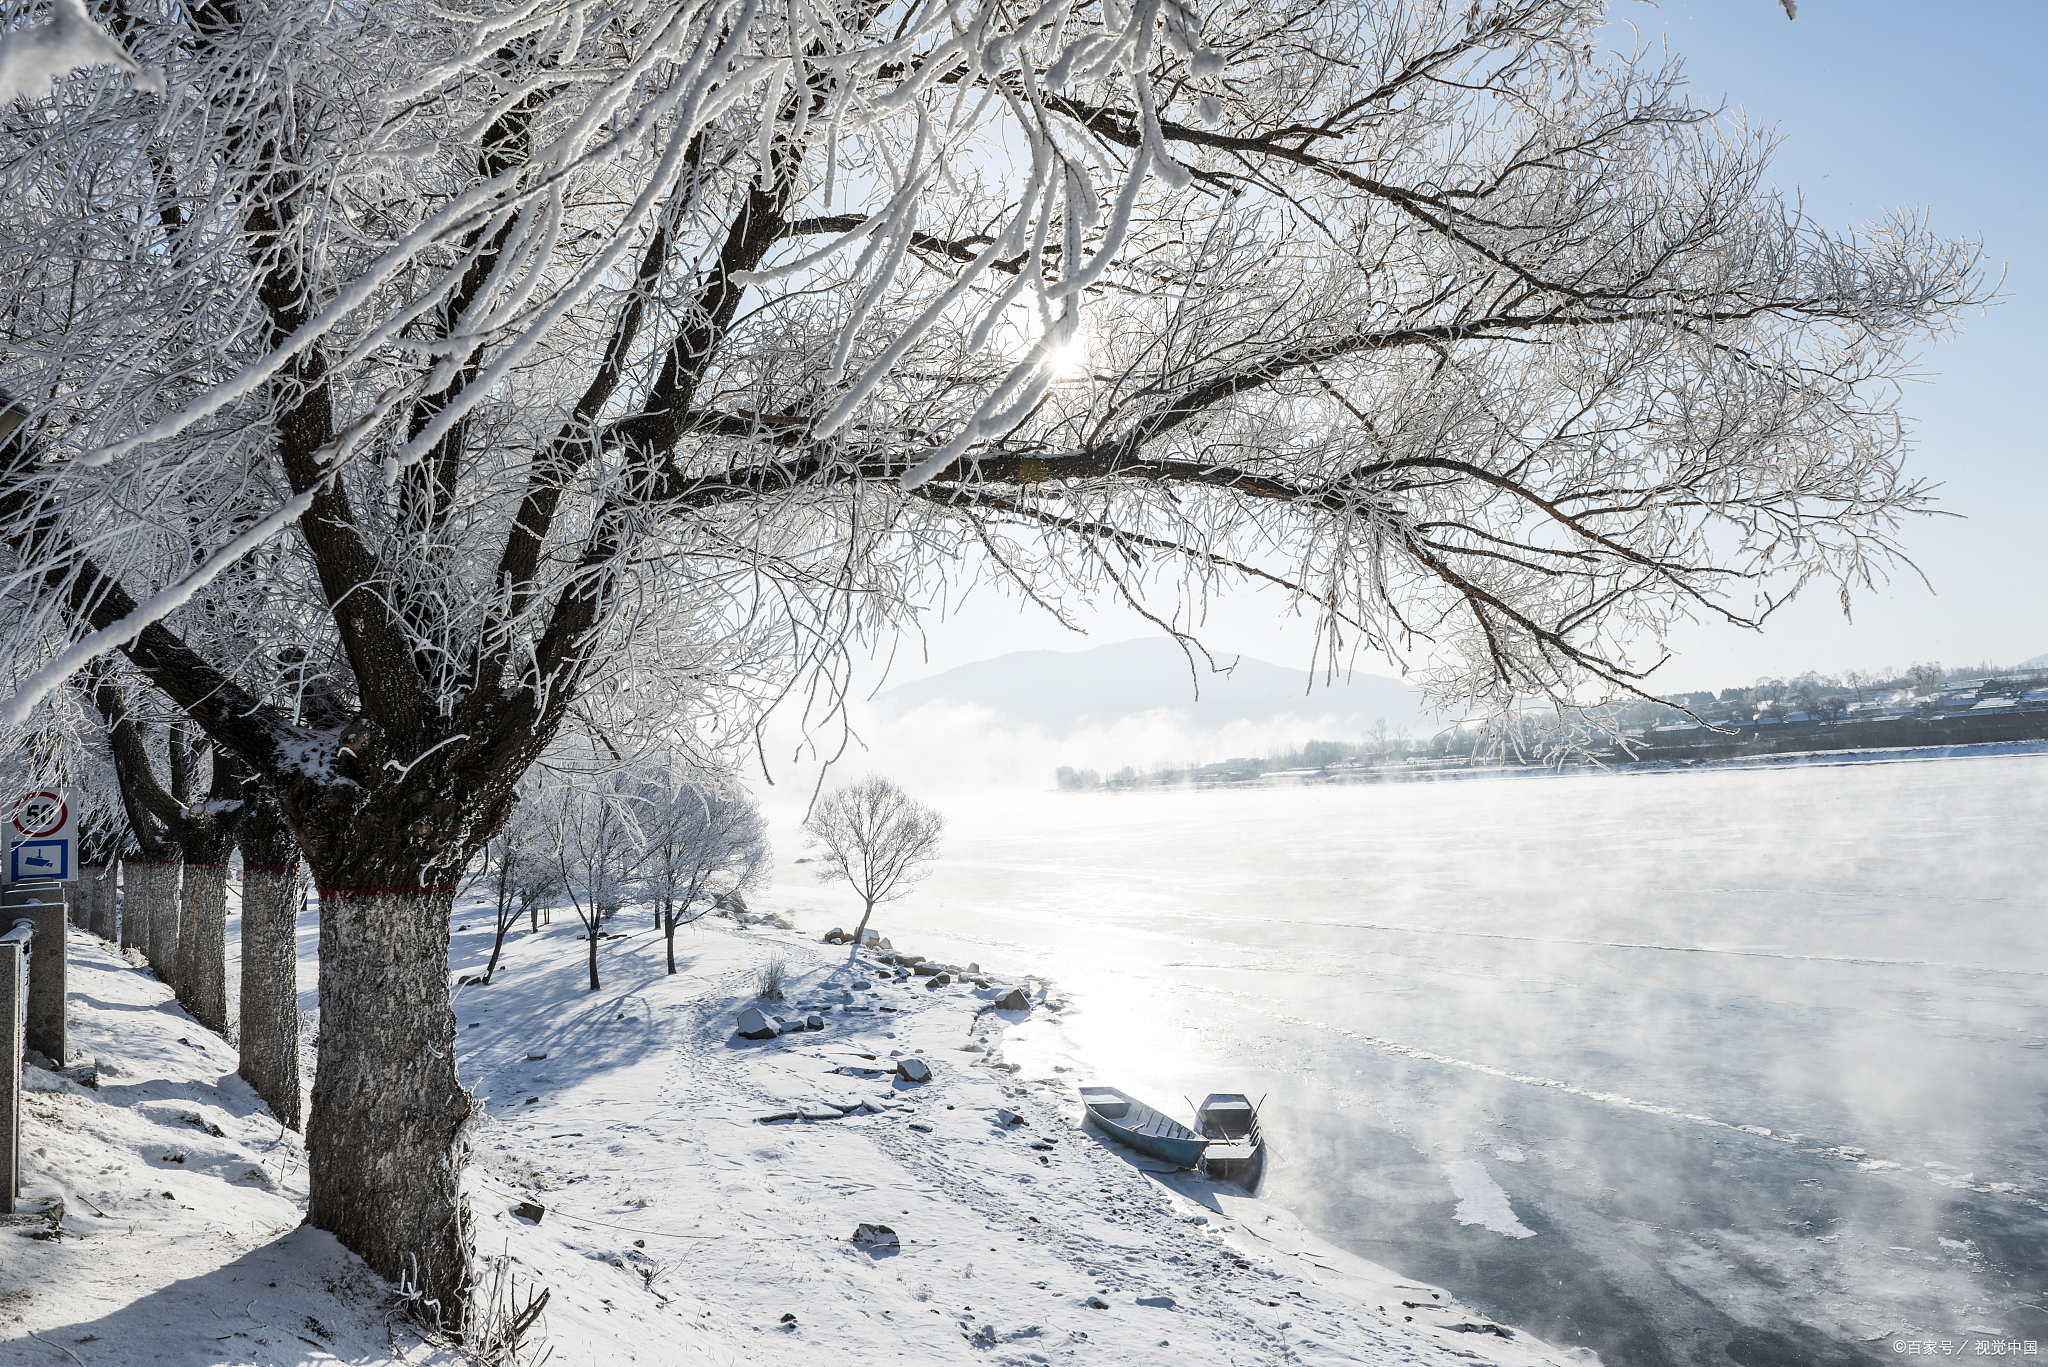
[765,696,1431,797]
[768,753,2048,1363]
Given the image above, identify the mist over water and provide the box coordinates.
[773,753,2048,1364]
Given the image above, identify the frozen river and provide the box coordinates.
[776,751,2048,1365]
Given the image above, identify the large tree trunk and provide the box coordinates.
[77,817,124,936]
[239,867,302,1129]
[117,863,141,952]
[79,864,112,939]
[98,864,119,942]
[127,859,182,977]
[177,864,232,1035]
[308,885,471,1319]
[171,753,249,1029]
[239,790,302,1130]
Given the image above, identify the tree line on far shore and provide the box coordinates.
[1056,658,2047,789]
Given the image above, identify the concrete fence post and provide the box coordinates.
[1,916,31,1215]
[0,882,65,1065]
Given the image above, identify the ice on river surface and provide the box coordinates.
[776,752,2048,1365]
[1443,1159,1537,1238]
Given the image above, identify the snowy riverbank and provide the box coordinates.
[0,910,1595,1366]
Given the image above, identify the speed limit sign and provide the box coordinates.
[6,789,74,883]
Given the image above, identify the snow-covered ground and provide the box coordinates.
[0,908,1593,1365]
[0,933,461,1366]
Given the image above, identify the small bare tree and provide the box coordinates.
[556,781,643,991]
[475,795,564,985]
[642,777,770,975]
[803,777,944,946]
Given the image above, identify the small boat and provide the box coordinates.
[1195,1093,1267,1191]
[1079,1086,1209,1168]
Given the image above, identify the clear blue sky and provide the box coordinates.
[1637,0,2046,686]
[888,1,2046,693]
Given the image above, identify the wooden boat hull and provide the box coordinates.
[1196,1093,1267,1191]
[1200,1142,1266,1191]
[1079,1086,1209,1168]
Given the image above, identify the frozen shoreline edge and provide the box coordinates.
[0,905,1594,1367]
[816,918,1592,1365]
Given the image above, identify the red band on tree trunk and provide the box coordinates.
[317,885,459,898]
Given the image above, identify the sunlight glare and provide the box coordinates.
[1042,335,1089,383]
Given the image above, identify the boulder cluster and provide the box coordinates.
[819,929,995,991]
[735,1006,825,1040]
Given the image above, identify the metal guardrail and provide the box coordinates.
[1,916,33,1215]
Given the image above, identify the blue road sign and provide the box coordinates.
[9,840,68,881]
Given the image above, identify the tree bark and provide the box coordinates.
[238,787,303,1130]
[98,864,119,942]
[117,863,140,952]
[126,859,181,975]
[482,886,520,985]
[239,868,302,1129]
[308,885,471,1318]
[170,754,249,1023]
[78,865,111,939]
[178,864,232,1035]
[155,863,182,981]
[78,814,126,942]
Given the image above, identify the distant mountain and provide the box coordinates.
[871,637,1437,740]
[2021,652,2048,670]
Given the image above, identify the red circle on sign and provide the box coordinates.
[11,791,65,838]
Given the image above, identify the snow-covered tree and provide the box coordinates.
[641,775,770,974]
[0,0,1986,1314]
[803,775,944,944]
[474,790,565,984]
[237,783,303,1130]
[90,680,246,1030]
[553,776,643,991]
